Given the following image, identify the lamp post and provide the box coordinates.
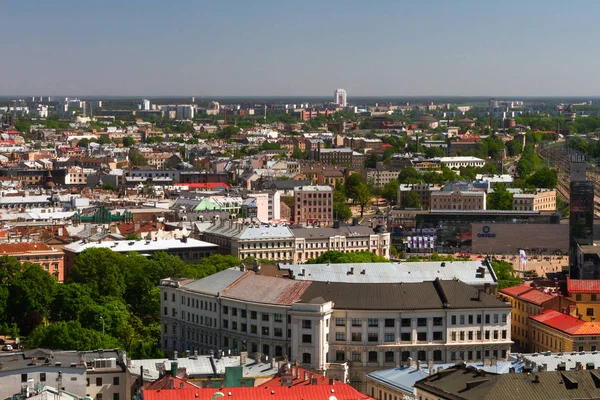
[100,316,104,336]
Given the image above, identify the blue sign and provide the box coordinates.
[477,225,496,238]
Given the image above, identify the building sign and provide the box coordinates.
[477,225,496,238]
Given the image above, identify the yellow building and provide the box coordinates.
[499,283,573,351]
[529,309,600,353]
[565,278,600,321]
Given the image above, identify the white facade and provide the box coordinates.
[142,99,151,111]
[159,274,511,386]
[435,156,486,169]
[334,89,347,107]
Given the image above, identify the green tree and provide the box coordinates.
[26,320,122,351]
[122,136,135,147]
[219,125,240,139]
[354,182,372,217]
[306,250,390,264]
[333,201,352,221]
[69,248,126,299]
[77,138,91,148]
[490,260,522,289]
[381,180,399,204]
[102,183,116,191]
[398,166,423,184]
[526,167,557,188]
[424,146,446,158]
[344,173,366,200]
[487,183,514,210]
[50,283,94,322]
[128,148,148,166]
[402,191,422,208]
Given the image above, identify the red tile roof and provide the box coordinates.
[174,183,231,190]
[567,278,600,294]
[259,366,334,387]
[499,283,557,306]
[145,375,200,390]
[530,309,600,336]
[143,386,372,400]
[0,242,58,254]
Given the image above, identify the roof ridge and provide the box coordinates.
[220,271,252,295]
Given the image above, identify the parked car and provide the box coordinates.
[2,344,13,351]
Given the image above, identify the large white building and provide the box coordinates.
[334,88,347,107]
[435,156,486,169]
[159,269,512,389]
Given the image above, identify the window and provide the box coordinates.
[223,306,229,314]
[385,318,395,327]
[352,352,361,361]
[241,323,247,332]
[336,318,346,326]
[232,308,238,316]
[368,318,379,327]
[385,333,395,342]
[417,350,426,361]
[251,311,257,319]
[593,295,598,301]
[262,327,269,336]
[302,320,312,329]
[368,351,378,363]
[485,315,490,324]
[468,331,473,340]
[163,292,167,301]
[459,331,465,341]
[485,330,490,340]
[97,395,103,400]
[274,313,282,322]
[21,374,28,383]
[96,377,102,386]
[368,332,379,342]
[451,315,457,325]
[336,351,345,361]
[336,331,346,341]
[223,319,228,328]
[352,332,362,342]
[417,318,427,327]
[451,351,456,361]
[262,313,270,322]
[40,373,46,382]
[385,351,394,362]
[494,314,499,324]
[401,318,411,327]
[460,315,465,325]
[417,332,427,341]
[477,315,482,324]
[433,317,443,326]
[468,315,473,324]
[302,353,311,364]
[576,294,582,301]
[502,330,507,339]
[113,395,119,400]
[433,331,443,341]
[241,309,247,318]
[352,319,362,327]
[113,377,119,385]
[302,334,312,343]
[251,325,257,334]
[451,331,456,341]
[588,308,595,316]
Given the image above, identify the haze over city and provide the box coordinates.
[3,0,600,97]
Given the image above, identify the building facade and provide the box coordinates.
[513,189,556,211]
[0,242,65,281]
[293,185,333,226]
[529,309,600,353]
[430,188,486,211]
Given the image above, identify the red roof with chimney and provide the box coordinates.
[500,283,557,306]
[145,375,200,391]
[143,386,372,400]
[567,278,600,294]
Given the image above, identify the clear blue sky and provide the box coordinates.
[2,0,598,97]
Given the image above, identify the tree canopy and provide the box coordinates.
[306,250,390,264]
[487,183,513,210]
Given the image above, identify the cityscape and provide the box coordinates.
[4,1,600,400]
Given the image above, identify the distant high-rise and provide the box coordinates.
[569,152,595,279]
[334,88,347,107]
[142,99,151,111]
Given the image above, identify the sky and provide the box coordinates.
[2,0,599,97]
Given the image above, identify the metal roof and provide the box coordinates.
[281,260,497,286]
[181,269,247,296]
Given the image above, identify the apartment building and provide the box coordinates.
[310,148,365,168]
[291,223,391,263]
[65,166,96,186]
[293,185,333,226]
[430,188,486,211]
[498,284,573,351]
[362,169,401,187]
[0,349,129,400]
[529,309,600,353]
[159,271,511,390]
[435,156,485,169]
[0,242,65,281]
[564,278,600,322]
[513,189,556,211]
[202,221,295,263]
[397,184,440,209]
[248,191,281,222]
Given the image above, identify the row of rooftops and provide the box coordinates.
[161,263,505,310]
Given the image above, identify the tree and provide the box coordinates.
[526,167,557,188]
[398,166,423,184]
[490,260,522,289]
[26,320,122,351]
[77,138,91,148]
[122,136,135,147]
[50,283,94,322]
[354,182,372,217]
[333,201,352,221]
[381,180,399,204]
[306,250,390,264]
[102,183,116,191]
[487,183,513,210]
[69,248,126,299]
[219,125,240,139]
[364,152,379,168]
[344,173,366,200]
[424,146,446,158]
[402,191,422,208]
[128,148,148,166]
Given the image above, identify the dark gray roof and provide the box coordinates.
[415,364,600,400]
[298,279,508,310]
[268,179,312,190]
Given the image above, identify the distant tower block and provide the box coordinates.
[334,88,347,107]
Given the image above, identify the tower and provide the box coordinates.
[569,152,595,278]
[334,89,347,107]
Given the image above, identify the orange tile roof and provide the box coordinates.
[530,309,600,336]
[499,283,533,297]
[0,242,58,254]
[567,278,600,294]
[518,288,557,306]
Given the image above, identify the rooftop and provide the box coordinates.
[280,260,497,286]
[530,310,600,336]
[63,237,217,254]
[567,278,600,294]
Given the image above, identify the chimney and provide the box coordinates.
[185,350,191,358]
[576,361,582,370]
[557,362,566,371]
[587,362,595,370]
[173,351,178,360]
[428,361,434,375]
[408,357,413,367]
[194,349,198,357]
[170,361,178,377]
[417,360,422,370]
[304,372,308,381]
[140,365,144,387]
